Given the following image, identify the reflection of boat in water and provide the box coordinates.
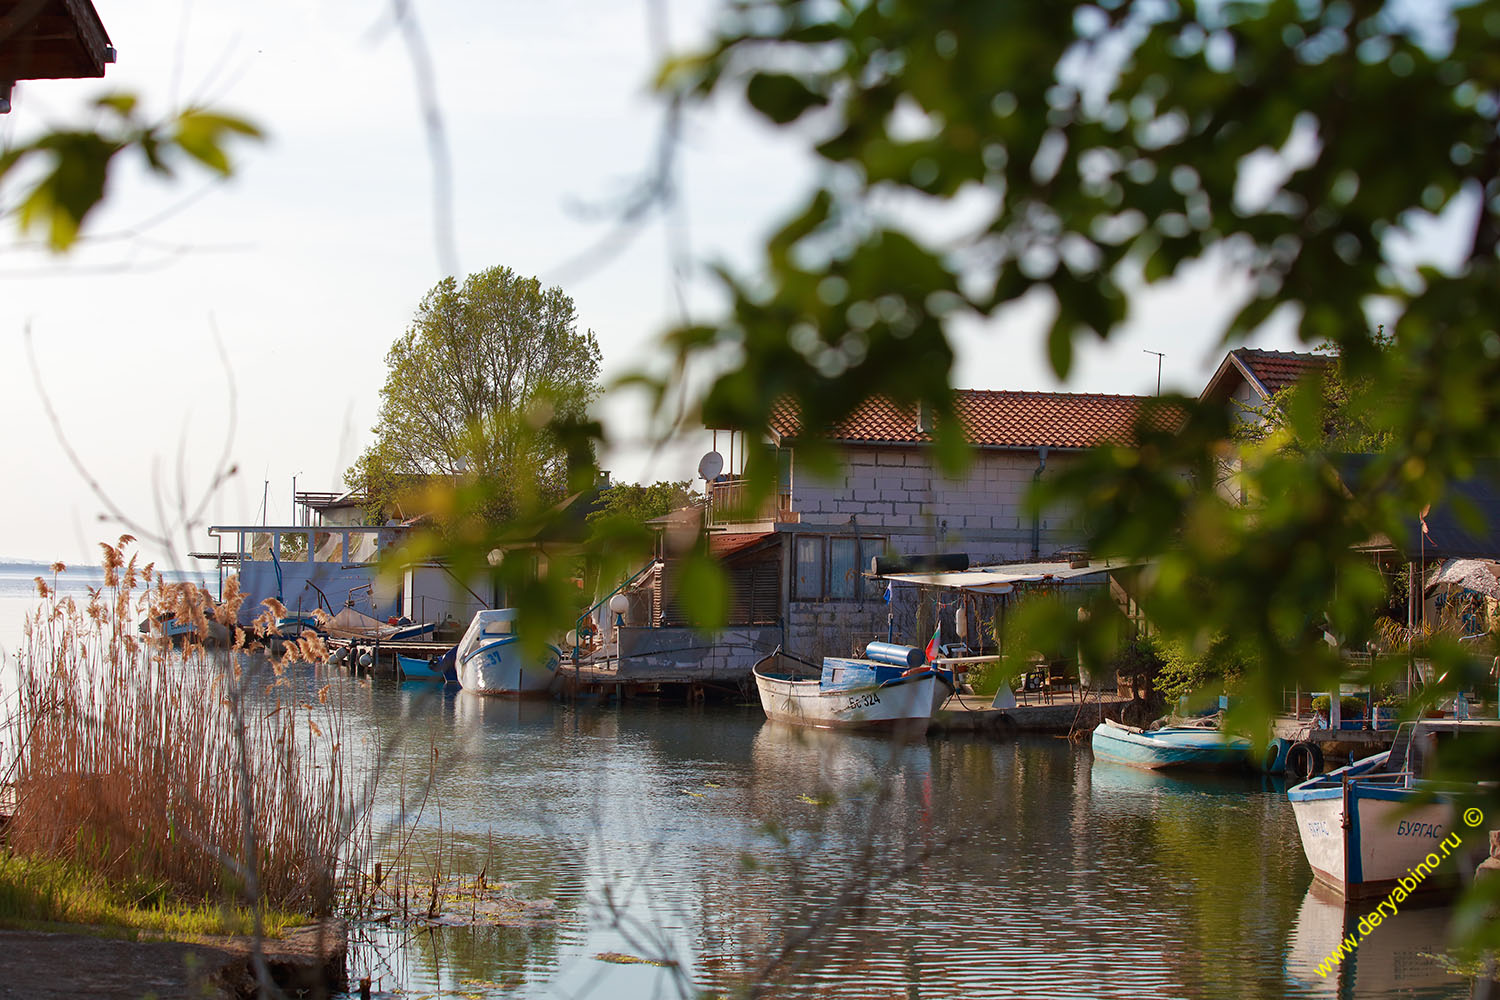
[453,691,556,731]
[749,718,933,793]
[1091,718,1252,771]
[752,646,940,733]
[1088,758,1274,800]
[456,610,561,698]
[1288,719,1498,900]
[1284,880,1454,996]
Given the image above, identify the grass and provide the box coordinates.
[0,851,306,939]
[2,536,371,927]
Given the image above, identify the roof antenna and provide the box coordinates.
[1143,350,1165,396]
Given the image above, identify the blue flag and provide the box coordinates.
[883,581,893,603]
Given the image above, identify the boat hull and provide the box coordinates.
[1288,776,1461,900]
[753,668,937,732]
[458,637,560,699]
[1091,721,1251,771]
[398,652,455,683]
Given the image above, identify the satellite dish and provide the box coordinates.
[697,451,725,482]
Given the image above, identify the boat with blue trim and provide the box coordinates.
[1286,719,1498,900]
[398,645,458,683]
[455,609,562,698]
[1090,718,1253,771]
[752,645,944,732]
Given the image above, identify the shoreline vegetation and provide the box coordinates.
[0,536,365,990]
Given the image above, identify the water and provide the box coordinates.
[331,686,1472,1000]
[0,566,1473,999]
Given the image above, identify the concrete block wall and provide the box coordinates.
[788,445,1085,560]
[617,625,783,679]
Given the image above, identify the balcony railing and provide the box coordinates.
[707,478,792,528]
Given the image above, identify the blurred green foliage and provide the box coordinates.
[640,0,1500,950]
[0,94,261,250]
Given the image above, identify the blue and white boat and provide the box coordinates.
[398,645,457,683]
[1091,718,1253,771]
[1287,719,1497,900]
[752,645,942,732]
[455,609,562,698]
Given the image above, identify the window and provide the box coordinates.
[794,534,884,601]
[314,531,343,563]
[829,537,860,600]
[279,532,309,562]
[794,536,823,601]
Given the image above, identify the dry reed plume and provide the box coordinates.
[3,536,368,917]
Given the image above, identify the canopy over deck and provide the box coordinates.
[873,559,1129,594]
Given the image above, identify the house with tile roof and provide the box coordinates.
[694,390,1176,662]
[1200,347,1333,414]
[1200,348,1334,502]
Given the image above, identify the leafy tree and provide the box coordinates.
[586,480,697,531]
[348,265,603,525]
[1236,332,1396,452]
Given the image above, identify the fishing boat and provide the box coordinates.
[398,645,457,683]
[1286,719,1497,900]
[752,646,940,732]
[1090,717,1253,771]
[455,609,561,698]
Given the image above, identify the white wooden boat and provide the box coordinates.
[1287,719,1498,900]
[1091,718,1252,771]
[752,649,939,732]
[455,609,561,698]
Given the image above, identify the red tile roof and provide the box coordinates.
[1234,348,1333,395]
[1201,348,1333,402]
[768,390,1179,450]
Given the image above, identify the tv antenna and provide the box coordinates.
[1143,350,1165,395]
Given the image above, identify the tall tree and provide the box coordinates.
[349,266,602,523]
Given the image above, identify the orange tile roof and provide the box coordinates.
[768,390,1179,450]
[1232,348,1333,395]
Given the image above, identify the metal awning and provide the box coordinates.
[874,559,1128,595]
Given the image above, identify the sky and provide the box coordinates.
[0,0,1342,566]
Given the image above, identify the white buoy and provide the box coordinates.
[955,604,969,639]
[358,651,373,668]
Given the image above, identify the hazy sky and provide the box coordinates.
[0,0,1347,565]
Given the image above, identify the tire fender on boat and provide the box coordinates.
[1285,740,1324,779]
[1262,737,1292,774]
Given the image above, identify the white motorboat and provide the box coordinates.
[1287,718,1497,900]
[455,609,561,698]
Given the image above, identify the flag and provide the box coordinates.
[883,581,893,604]
[924,620,941,663]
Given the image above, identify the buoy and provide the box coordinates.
[1285,740,1324,780]
[358,651,373,668]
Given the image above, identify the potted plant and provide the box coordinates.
[1373,686,1401,730]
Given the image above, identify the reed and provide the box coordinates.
[2,536,367,921]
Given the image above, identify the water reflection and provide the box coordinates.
[1285,882,1459,999]
[317,684,1476,1000]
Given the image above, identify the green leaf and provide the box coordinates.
[745,73,827,125]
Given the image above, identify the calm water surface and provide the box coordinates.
[332,682,1472,1000]
[0,568,1474,1000]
